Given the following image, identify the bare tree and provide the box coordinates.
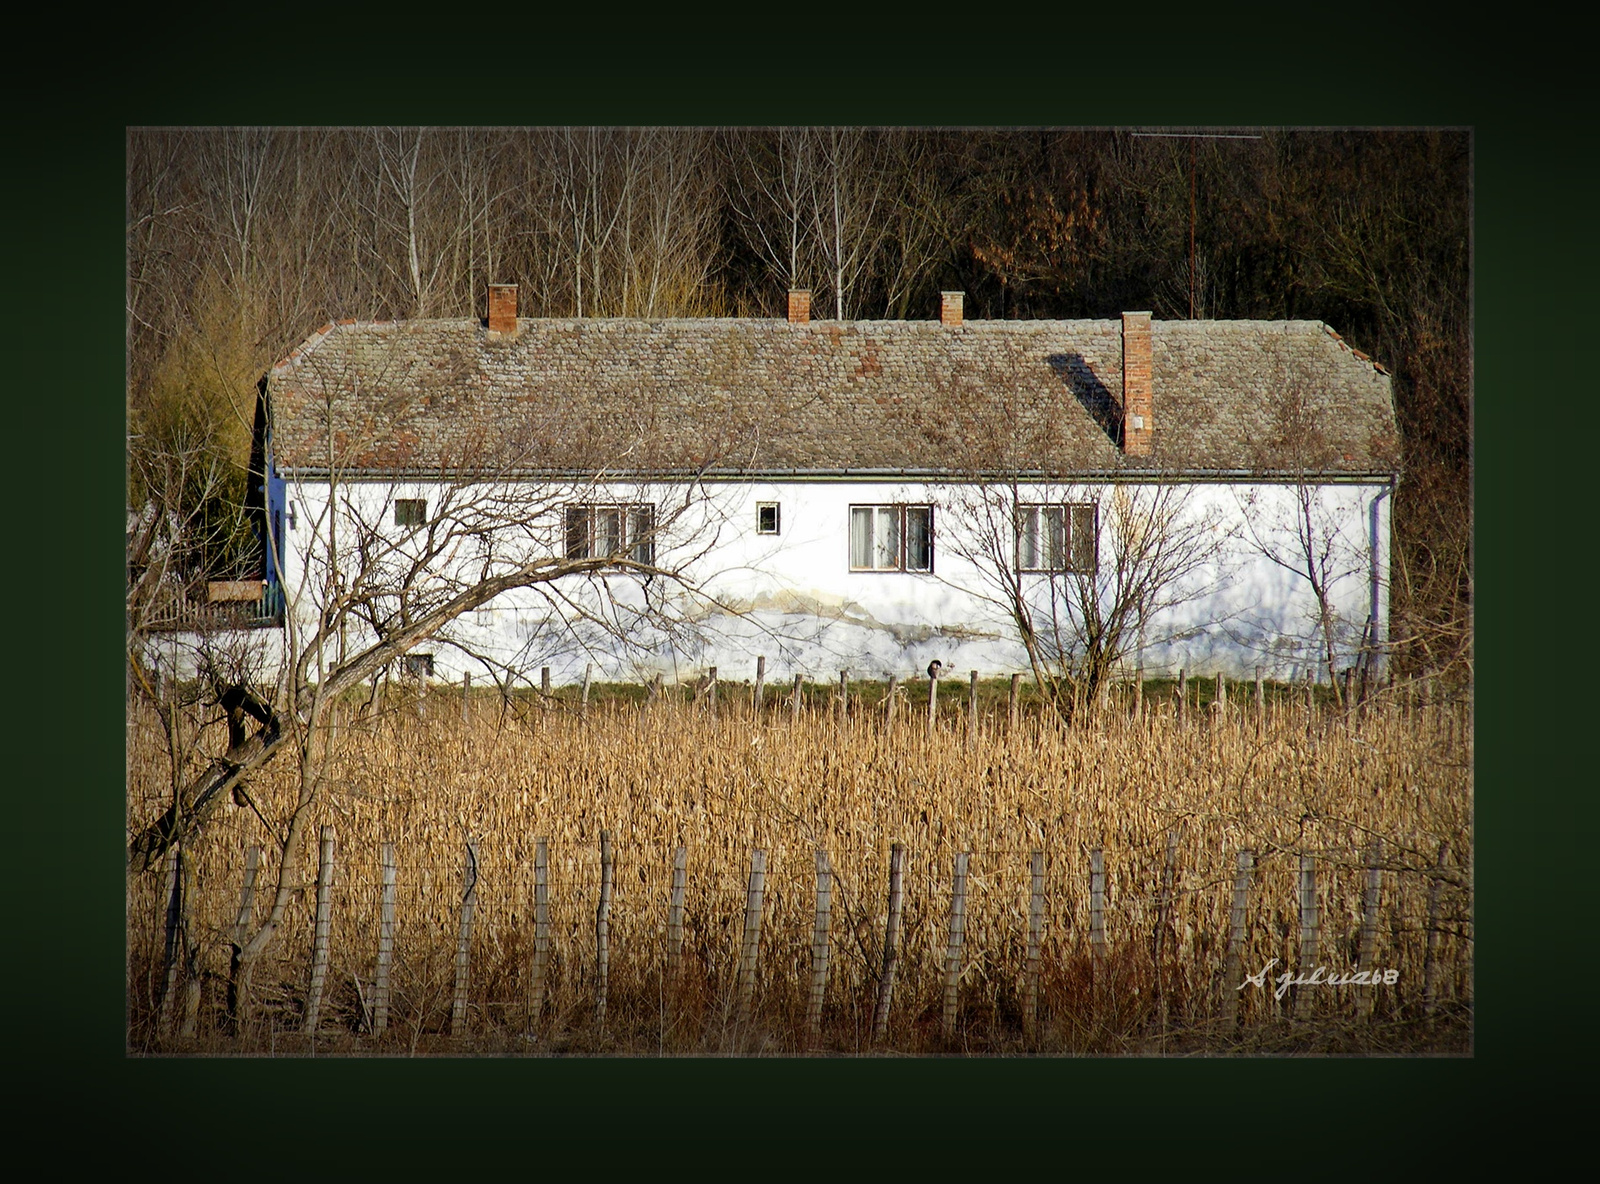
[1235,375,1382,702]
[942,476,1232,724]
[127,329,743,1023]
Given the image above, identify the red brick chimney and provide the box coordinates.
[488,284,518,335]
[940,291,964,327]
[1122,311,1153,457]
[787,289,811,324]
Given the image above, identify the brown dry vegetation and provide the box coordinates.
[127,681,1471,1056]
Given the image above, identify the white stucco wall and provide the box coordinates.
[272,473,1391,689]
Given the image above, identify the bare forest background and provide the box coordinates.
[126,126,1470,681]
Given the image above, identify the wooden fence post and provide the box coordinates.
[665,845,688,983]
[1221,849,1254,1026]
[733,849,767,1034]
[451,838,479,1035]
[968,670,979,747]
[1295,854,1319,1019]
[807,849,831,1044]
[581,663,593,716]
[1255,665,1266,725]
[1178,667,1187,721]
[941,852,970,1040]
[373,841,396,1036]
[227,843,262,1033]
[883,674,899,732]
[1089,847,1106,974]
[791,673,803,723]
[596,831,613,1031]
[303,826,336,1035]
[541,666,551,701]
[530,838,550,1028]
[753,655,766,719]
[1423,841,1449,1016]
[461,672,471,722]
[1024,849,1045,1043]
[707,666,718,720]
[158,847,184,1036]
[1357,838,1383,1020]
[837,670,849,722]
[1152,828,1180,1024]
[927,667,940,735]
[871,842,906,1044]
[1009,673,1022,731]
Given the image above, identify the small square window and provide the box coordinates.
[403,653,434,679]
[395,499,427,528]
[757,502,780,535]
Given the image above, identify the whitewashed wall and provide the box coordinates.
[277,475,1391,687]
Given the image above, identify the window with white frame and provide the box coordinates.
[757,502,781,535]
[1016,503,1098,573]
[564,504,656,565]
[849,504,933,572]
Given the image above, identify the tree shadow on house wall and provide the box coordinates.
[1048,353,1122,449]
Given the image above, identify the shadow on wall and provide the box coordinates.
[1048,353,1122,448]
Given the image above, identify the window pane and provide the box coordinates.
[850,507,874,568]
[596,507,622,557]
[630,506,655,565]
[875,507,900,569]
[565,507,590,559]
[1071,504,1097,571]
[1018,506,1039,570]
[1045,506,1067,570]
[905,507,932,571]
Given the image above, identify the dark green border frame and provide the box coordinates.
[16,17,1576,1167]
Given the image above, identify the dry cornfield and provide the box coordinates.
[126,680,1472,1055]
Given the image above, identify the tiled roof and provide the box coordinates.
[266,316,1399,479]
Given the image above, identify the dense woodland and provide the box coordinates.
[126,127,1470,681]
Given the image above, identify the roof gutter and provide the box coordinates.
[278,465,1401,486]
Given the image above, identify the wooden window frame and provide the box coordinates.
[1015,502,1098,574]
[563,503,657,567]
[848,503,934,573]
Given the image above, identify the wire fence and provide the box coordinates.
[126,673,1472,1054]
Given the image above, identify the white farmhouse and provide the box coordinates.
[255,286,1399,689]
